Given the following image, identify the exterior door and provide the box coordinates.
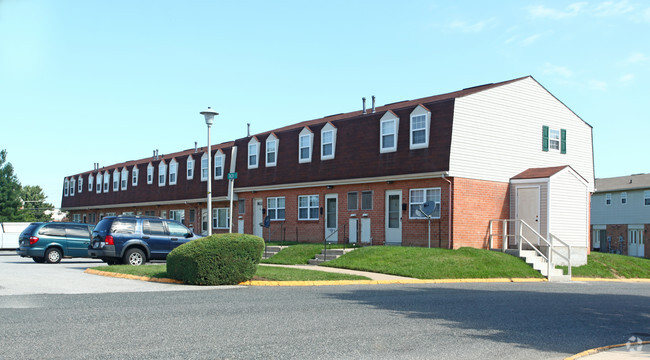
[237,218,245,234]
[324,194,338,242]
[385,190,402,245]
[628,228,644,257]
[253,198,263,238]
[349,218,358,243]
[516,187,540,246]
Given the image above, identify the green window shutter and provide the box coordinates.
[542,125,549,152]
[560,129,566,154]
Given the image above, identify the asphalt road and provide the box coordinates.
[1,252,649,359]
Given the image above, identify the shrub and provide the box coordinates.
[166,233,265,285]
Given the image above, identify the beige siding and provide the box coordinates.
[549,169,589,247]
[450,77,594,191]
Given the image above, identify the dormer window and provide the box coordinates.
[78,176,83,194]
[248,138,259,169]
[320,123,337,160]
[169,159,178,185]
[96,173,102,193]
[187,156,194,180]
[121,168,128,190]
[214,150,225,179]
[380,111,399,153]
[409,105,431,150]
[63,179,69,197]
[147,163,154,184]
[132,166,139,186]
[266,134,278,167]
[299,128,313,163]
[158,161,167,186]
[88,174,94,192]
[103,172,109,193]
[200,153,208,181]
[69,179,75,196]
[112,169,119,191]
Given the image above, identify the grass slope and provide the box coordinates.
[260,243,355,265]
[322,247,543,279]
[560,252,650,278]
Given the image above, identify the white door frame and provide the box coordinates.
[628,226,644,257]
[253,198,263,238]
[324,194,338,242]
[385,190,402,245]
[515,185,541,246]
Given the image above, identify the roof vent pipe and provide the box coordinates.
[247,123,250,137]
[194,141,198,153]
[372,95,376,113]
[362,97,367,114]
[153,150,156,160]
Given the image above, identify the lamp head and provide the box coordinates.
[200,107,219,126]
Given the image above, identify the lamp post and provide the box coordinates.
[200,107,218,236]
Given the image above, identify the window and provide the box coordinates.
[621,192,627,205]
[132,166,138,186]
[248,139,259,169]
[144,210,156,216]
[213,208,229,229]
[70,179,75,196]
[410,188,441,219]
[167,221,190,237]
[63,179,69,197]
[103,172,109,193]
[267,197,285,220]
[347,192,358,210]
[147,163,154,184]
[169,160,178,185]
[96,174,102,193]
[89,174,94,192]
[238,199,246,214]
[266,135,277,167]
[112,169,119,191]
[71,214,81,223]
[189,209,196,223]
[158,161,167,186]
[111,219,137,234]
[187,156,194,180]
[298,195,319,220]
[299,128,313,163]
[380,118,397,153]
[200,153,208,181]
[606,193,611,205]
[542,126,566,154]
[321,123,336,160]
[160,210,166,219]
[121,169,128,190]
[361,191,373,210]
[549,129,560,150]
[214,151,224,179]
[645,191,650,206]
[78,177,83,193]
[169,209,184,223]
[409,106,430,149]
[143,220,166,236]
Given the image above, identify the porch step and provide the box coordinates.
[262,246,287,259]
[308,248,357,265]
[509,249,570,282]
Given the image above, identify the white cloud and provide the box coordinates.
[449,18,496,33]
[528,2,587,19]
[521,34,542,45]
[588,79,607,91]
[623,52,649,65]
[594,1,635,16]
[542,63,573,78]
[620,73,635,82]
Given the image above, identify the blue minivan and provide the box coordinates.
[16,222,95,263]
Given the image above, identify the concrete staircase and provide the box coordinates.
[262,246,287,259]
[308,248,357,265]
[506,249,571,282]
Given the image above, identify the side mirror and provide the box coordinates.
[185,232,193,238]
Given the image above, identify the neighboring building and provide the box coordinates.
[60,76,594,264]
[591,174,649,258]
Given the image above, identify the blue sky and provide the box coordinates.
[1,1,648,208]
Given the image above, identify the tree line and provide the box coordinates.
[0,149,54,222]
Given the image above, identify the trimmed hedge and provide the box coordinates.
[166,233,265,285]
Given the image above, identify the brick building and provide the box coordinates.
[60,76,594,264]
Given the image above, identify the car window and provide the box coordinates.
[143,220,166,236]
[93,218,114,234]
[110,219,137,234]
[20,223,40,237]
[66,225,91,239]
[166,221,190,237]
[38,224,66,237]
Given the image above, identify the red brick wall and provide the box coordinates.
[451,177,509,249]
[606,224,627,254]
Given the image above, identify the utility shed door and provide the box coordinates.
[516,187,541,245]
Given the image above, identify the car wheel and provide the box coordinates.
[124,248,145,266]
[32,257,46,263]
[45,248,62,264]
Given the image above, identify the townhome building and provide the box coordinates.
[591,174,649,258]
[61,76,595,265]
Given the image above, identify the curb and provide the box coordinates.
[572,277,650,283]
[564,341,650,359]
[84,268,184,284]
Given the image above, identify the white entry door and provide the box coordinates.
[253,198,263,238]
[324,194,338,243]
[385,190,402,245]
[349,218,358,243]
[516,187,540,246]
[628,228,644,257]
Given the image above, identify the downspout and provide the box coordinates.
[442,172,452,249]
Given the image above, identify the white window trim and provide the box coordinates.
[621,192,627,205]
[248,139,259,169]
[409,187,441,219]
[158,161,167,187]
[96,174,102,194]
[112,169,120,192]
[298,194,319,220]
[147,163,154,185]
[132,167,138,186]
[63,179,69,197]
[606,193,612,206]
[379,113,399,154]
[298,129,313,164]
[78,177,83,193]
[187,156,194,180]
[409,106,430,150]
[212,207,230,229]
[644,191,650,206]
[200,153,208,182]
[88,174,94,192]
[70,179,75,196]
[169,159,178,186]
[267,196,286,221]
[103,172,109,193]
[121,169,128,190]
[266,136,278,167]
[320,124,337,161]
[549,128,561,152]
[214,150,225,180]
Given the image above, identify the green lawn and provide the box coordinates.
[559,252,650,278]
[90,263,369,281]
[322,246,544,279]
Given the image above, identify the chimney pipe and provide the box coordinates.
[194,141,198,153]
[153,150,156,159]
[247,123,250,137]
[362,97,367,114]
[372,95,376,113]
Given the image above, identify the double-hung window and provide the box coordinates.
[621,192,627,205]
[213,208,230,229]
[103,172,109,193]
[380,118,397,153]
[214,151,224,179]
[88,174,94,192]
[200,153,208,181]
[187,157,194,180]
[248,142,259,169]
[410,115,427,148]
[158,162,167,186]
[606,193,611,205]
[96,174,102,193]
[267,197,285,221]
[63,179,69,197]
[266,136,277,167]
[147,163,154,184]
[70,179,75,196]
[645,191,650,206]
[298,195,319,220]
[409,188,441,219]
[112,170,119,191]
[321,123,336,160]
[132,166,138,186]
[361,191,373,210]
[169,160,178,185]
[299,128,313,163]
[121,169,128,190]
[347,192,358,210]
[78,177,83,193]
[542,125,566,154]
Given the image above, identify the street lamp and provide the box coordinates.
[200,107,218,236]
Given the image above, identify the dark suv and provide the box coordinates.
[88,215,200,265]
[17,222,95,263]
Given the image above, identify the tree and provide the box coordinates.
[20,185,54,222]
[0,149,23,221]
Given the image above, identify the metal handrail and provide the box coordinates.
[518,220,552,277]
[489,219,517,251]
[549,233,572,277]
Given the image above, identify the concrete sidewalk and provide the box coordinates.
[258,263,415,280]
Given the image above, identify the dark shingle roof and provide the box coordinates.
[595,174,650,192]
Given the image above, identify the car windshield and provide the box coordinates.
[93,218,113,234]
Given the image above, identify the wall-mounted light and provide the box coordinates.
[326,185,334,189]
[386,181,393,184]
